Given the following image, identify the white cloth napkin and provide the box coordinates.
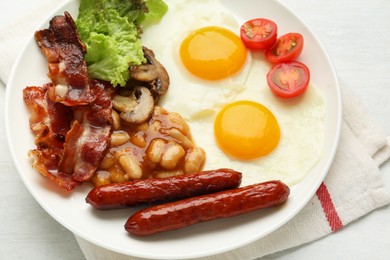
[1,1,390,260]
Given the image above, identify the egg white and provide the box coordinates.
[142,0,252,120]
[142,0,325,186]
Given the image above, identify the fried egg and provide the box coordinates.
[142,0,252,120]
[142,0,325,186]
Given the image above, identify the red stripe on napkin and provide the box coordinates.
[316,182,343,232]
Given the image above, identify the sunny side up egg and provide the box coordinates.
[141,0,325,186]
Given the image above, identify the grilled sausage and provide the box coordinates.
[125,180,290,236]
[86,168,242,210]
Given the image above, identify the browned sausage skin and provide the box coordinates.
[125,180,290,236]
[86,168,242,210]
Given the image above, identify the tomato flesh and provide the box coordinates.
[267,61,310,98]
[240,18,277,51]
[265,33,304,63]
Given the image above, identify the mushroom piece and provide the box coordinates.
[113,86,154,124]
[129,47,170,103]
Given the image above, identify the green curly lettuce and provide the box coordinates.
[76,0,168,87]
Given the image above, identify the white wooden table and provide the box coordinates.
[1,0,389,259]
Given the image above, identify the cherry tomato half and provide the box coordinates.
[240,18,278,51]
[265,33,304,63]
[266,61,310,98]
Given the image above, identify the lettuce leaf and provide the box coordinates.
[138,0,169,26]
[76,0,168,87]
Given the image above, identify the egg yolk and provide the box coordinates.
[214,101,280,159]
[180,26,247,80]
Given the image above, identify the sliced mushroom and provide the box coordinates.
[129,47,170,103]
[129,62,158,82]
[113,86,154,124]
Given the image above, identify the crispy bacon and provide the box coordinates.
[23,84,73,141]
[24,81,113,191]
[23,85,79,190]
[59,80,113,182]
[34,12,93,106]
[25,12,114,191]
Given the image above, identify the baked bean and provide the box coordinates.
[110,131,130,147]
[92,106,205,186]
[111,110,121,130]
[147,139,166,164]
[109,164,127,183]
[168,128,193,149]
[91,171,111,187]
[99,153,116,170]
[184,147,206,174]
[118,154,143,180]
[130,132,146,148]
[167,112,189,135]
[160,142,185,170]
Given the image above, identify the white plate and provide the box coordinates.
[5,0,341,259]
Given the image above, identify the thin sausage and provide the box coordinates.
[125,180,290,236]
[86,168,242,210]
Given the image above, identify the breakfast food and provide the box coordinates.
[91,105,206,186]
[25,0,325,192]
[34,11,91,106]
[267,61,310,98]
[24,11,114,190]
[75,0,168,87]
[180,26,248,80]
[125,180,290,236]
[214,100,280,159]
[86,168,242,210]
[23,2,176,190]
[265,32,304,63]
[240,18,278,51]
[144,0,325,186]
[21,0,331,238]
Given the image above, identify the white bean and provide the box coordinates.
[147,139,166,163]
[111,110,121,130]
[160,143,185,170]
[167,112,190,135]
[110,131,130,147]
[118,154,143,180]
[184,147,206,174]
[99,153,116,169]
[130,133,146,148]
[168,128,193,149]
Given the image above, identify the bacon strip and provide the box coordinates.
[24,11,114,191]
[24,81,113,191]
[59,80,113,182]
[34,12,93,106]
[23,85,79,190]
